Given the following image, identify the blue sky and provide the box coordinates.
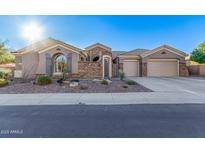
[0,15,205,53]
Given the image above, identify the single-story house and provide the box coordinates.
[13,37,189,79]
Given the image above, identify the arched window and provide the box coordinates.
[92,56,100,62]
[53,53,67,73]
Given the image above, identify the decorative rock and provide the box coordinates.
[63,80,70,84]
[79,83,88,90]
[92,79,102,82]
[106,79,112,84]
[70,82,79,87]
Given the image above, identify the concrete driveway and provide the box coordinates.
[128,77,205,104]
[129,77,205,93]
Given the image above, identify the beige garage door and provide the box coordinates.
[123,61,139,77]
[147,60,178,77]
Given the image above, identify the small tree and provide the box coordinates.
[198,42,205,50]
[0,40,15,64]
[191,42,205,64]
[61,67,67,81]
[61,63,67,81]
[119,69,125,81]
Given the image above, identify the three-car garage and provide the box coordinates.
[122,59,179,77]
[118,45,187,78]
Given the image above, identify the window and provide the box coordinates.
[92,56,100,62]
[53,54,67,73]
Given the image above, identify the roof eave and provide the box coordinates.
[85,43,111,51]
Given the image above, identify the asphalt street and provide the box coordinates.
[0,104,205,138]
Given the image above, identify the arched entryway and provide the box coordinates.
[53,53,67,74]
[103,55,112,79]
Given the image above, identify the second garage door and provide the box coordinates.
[123,60,139,77]
[147,60,178,77]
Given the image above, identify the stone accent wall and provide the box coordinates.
[78,61,102,79]
[142,62,147,76]
[86,47,112,63]
[101,49,112,58]
[179,63,189,76]
[82,46,112,79]
[70,73,80,79]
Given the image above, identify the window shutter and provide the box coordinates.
[67,53,72,73]
[46,53,52,75]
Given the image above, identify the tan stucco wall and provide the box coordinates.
[17,45,80,78]
[142,49,185,63]
[119,57,139,63]
[188,64,205,76]
[15,56,22,70]
[22,52,39,78]
[36,46,79,75]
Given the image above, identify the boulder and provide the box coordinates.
[70,82,79,87]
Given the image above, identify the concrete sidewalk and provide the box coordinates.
[0,91,205,106]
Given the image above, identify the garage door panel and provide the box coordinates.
[147,61,178,77]
[123,61,139,77]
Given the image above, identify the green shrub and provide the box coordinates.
[126,80,137,85]
[61,67,67,81]
[189,61,199,65]
[0,78,8,87]
[0,68,11,79]
[0,71,4,78]
[101,80,108,85]
[119,70,125,81]
[36,75,52,85]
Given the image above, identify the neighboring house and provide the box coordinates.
[13,37,189,79]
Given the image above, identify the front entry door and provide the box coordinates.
[104,58,109,79]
